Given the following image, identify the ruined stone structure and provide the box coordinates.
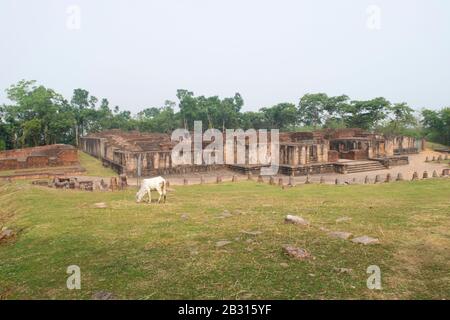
[81,129,425,177]
[0,144,79,171]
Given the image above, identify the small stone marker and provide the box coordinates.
[0,228,15,241]
[216,240,232,247]
[257,175,264,183]
[336,217,352,223]
[412,172,419,181]
[385,173,392,183]
[320,176,325,184]
[200,176,204,184]
[100,179,107,190]
[119,174,128,190]
[282,246,312,260]
[181,214,189,220]
[432,156,436,161]
[285,215,310,226]
[92,291,114,300]
[183,178,188,185]
[94,202,107,209]
[232,175,237,183]
[335,178,340,185]
[374,175,381,183]
[216,176,222,184]
[328,231,353,240]
[425,156,429,162]
[110,177,118,191]
[422,171,429,179]
[364,176,370,184]
[305,175,312,184]
[247,172,253,180]
[220,210,232,218]
[432,170,438,178]
[396,173,404,181]
[351,235,380,245]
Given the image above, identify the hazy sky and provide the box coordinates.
[1,0,449,113]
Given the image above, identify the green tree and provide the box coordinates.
[422,107,450,145]
[298,93,328,127]
[343,97,390,130]
[3,80,75,147]
[261,103,298,130]
[239,111,267,130]
[380,103,417,136]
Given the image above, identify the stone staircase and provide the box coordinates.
[342,160,386,174]
[334,160,386,173]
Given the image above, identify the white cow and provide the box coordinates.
[136,176,167,204]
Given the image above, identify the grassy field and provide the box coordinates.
[426,141,449,150]
[1,177,449,300]
[78,151,117,177]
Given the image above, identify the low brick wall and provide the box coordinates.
[0,144,79,171]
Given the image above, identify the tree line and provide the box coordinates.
[0,80,449,150]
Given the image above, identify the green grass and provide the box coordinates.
[78,151,117,177]
[426,141,449,150]
[0,179,449,299]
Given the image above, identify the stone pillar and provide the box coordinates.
[385,139,394,157]
[166,153,171,168]
[154,153,159,169]
[322,143,329,163]
[293,146,299,166]
[299,146,306,165]
[305,146,310,164]
[367,142,372,158]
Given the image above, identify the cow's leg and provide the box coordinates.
[147,189,152,204]
[162,184,167,203]
[157,187,162,203]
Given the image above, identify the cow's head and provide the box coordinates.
[135,189,145,203]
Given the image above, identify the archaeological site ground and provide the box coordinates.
[0,131,449,300]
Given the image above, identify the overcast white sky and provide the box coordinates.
[0,0,449,113]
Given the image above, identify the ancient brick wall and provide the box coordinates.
[56,149,79,166]
[327,150,339,162]
[0,144,79,171]
[0,159,18,170]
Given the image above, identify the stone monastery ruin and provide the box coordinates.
[81,128,425,177]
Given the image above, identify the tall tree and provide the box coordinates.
[298,93,328,127]
[2,80,75,148]
[261,103,298,130]
[422,107,450,145]
[343,97,390,130]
